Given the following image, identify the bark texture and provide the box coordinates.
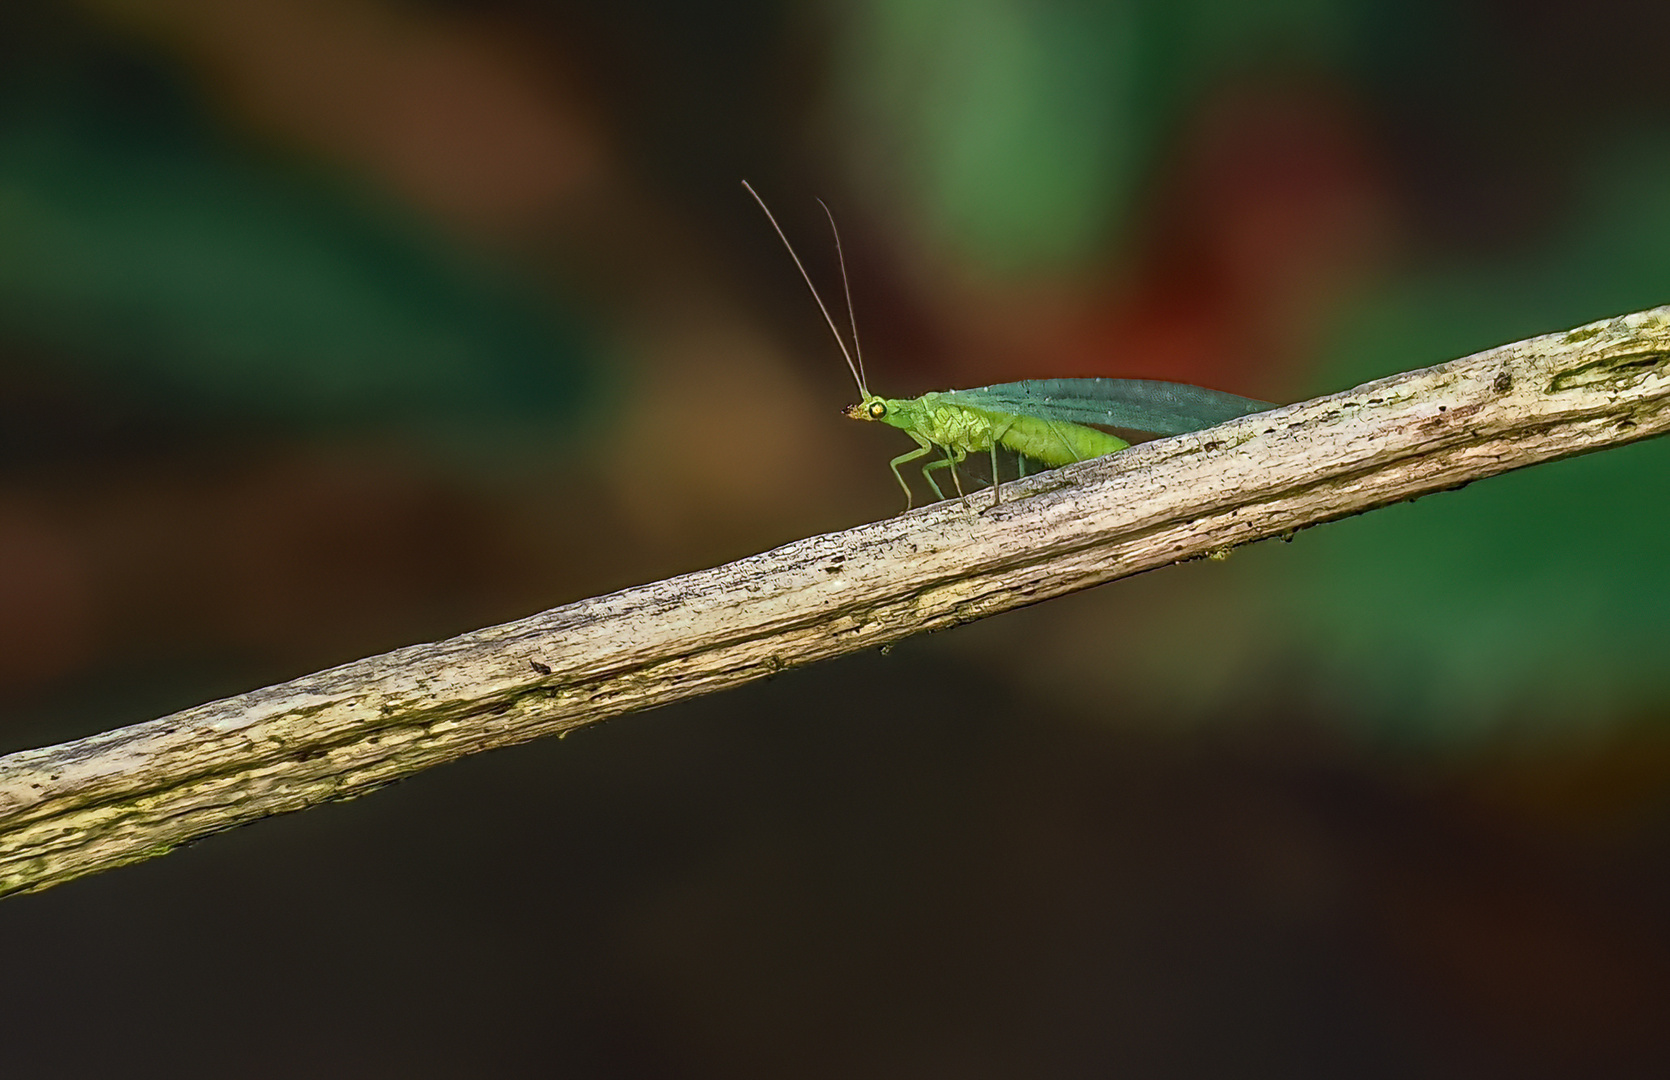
[3,307,1668,898]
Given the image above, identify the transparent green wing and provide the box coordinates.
[938,378,1275,435]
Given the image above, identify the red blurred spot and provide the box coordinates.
[0,505,98,689]
[1068,81,1394,393]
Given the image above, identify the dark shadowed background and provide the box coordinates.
[3,1,1668,1075]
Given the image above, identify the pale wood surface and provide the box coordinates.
[3,307,1668,898]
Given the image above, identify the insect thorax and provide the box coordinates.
[916,397,998,451]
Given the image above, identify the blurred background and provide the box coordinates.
[3,0,1669,1074]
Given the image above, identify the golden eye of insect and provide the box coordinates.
[867,401,887,419]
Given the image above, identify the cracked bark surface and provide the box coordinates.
[3,306,1668,898]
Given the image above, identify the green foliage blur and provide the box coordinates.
[1284,149,1670,737]
[0,15,590,432]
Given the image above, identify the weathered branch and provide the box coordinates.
[3,307,1669,898]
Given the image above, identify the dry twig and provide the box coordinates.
[3,307,1668,898]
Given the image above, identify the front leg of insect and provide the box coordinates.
[887,431,936,511]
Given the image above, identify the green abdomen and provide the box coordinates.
[999,414,1129,467]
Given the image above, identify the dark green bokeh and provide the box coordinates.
[1281,141,1670,739]
[0,21,593,437]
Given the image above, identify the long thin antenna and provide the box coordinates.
[817,197,866,395]
[741,180,867,396]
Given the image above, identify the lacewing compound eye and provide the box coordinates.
[868,401,887,419]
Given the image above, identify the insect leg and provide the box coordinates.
[988,443,1004,507]
[921,447,970,506]
[945,447,970,508]
[919,455,951,501]
[987,416,1019,509]
[888,433,936,511]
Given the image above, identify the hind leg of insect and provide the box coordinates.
[888,434,936,511]
[986,417,1019,508]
